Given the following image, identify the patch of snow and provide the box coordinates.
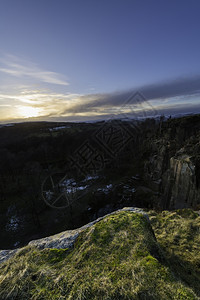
[77,185,88,191]
[63,186,76,193]
[49,126,71,131]
[0,123,14,128]
[97,184,113,194]
[83,175,99,182]
[123,185,130,189]
[131,175,140,180]
[62,178,76,186]
[6,215,20,232]
[106,184,112,189]
[60,178,88,193]
[13,241,20,247]
[45,190,54,200]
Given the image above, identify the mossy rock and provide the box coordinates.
[0,210,199,299]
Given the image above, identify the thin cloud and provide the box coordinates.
[61,76,200,114]
[1,75,200,123]
[0,88,83,121]
[0,54,69,86]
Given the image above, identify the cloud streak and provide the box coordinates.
[0,88,83,121]
[0,75,200,123]
[0,54,69,86]
[61,76,200,115]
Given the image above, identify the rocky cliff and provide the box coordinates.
[162,155,200,209]
[0,115,200,251]
[142,115,200,209]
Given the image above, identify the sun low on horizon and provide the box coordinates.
[17,106,43,119]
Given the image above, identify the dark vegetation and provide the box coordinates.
[0,114,200,249]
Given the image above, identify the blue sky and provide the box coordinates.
[0,0,200,122]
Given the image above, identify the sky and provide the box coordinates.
[0,0,200,123]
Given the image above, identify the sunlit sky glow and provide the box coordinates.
[0,0,200,123]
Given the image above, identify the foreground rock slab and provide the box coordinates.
[0,207,148,263]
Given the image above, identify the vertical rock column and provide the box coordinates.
[163,155,199,209]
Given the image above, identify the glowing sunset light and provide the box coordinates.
[0,2,200,123]
[17,106,42,118]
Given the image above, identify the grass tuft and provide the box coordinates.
[0,210,199,299]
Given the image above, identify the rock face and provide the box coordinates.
[0,207,148,263]
[162,155,200,209]
[148,150,200,210]
[0,249,18,264]
[142,116,200,210]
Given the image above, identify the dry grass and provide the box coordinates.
[149,209,200,297]
[0,210,199,299]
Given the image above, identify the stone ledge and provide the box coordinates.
[0,207,148,263]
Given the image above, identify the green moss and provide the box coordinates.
[149,209,200,297]
[35,248,70,265]
[176,208,199,219]
[176,288,197,300]
[0,210,199,299]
